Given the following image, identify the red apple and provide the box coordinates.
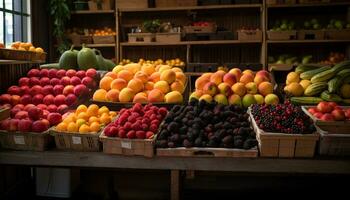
[47,104,58,113]
[42,110,50,119]
[20,86,30,95]
[53,85,64,96]
[42,119,50,127]
[63,85,74,96]
[39,69,49,77]
[57,104,68,114]
[127,130,136,139]
[19,77,30,86]
[47,112,62,126]
[8,85,22,95]
[81,77,94,88]
[32,94,44,105]
[86,68,97,78]
[43,94,55,105]
[317,102,332,113]
[40,77,50,87]
[24,104,35,112]
[60,76,71,86]
[8,119,19,131]
[37,104,47,110]
[32,119,49,132]
[0,119,10,130]
[54,95,66,106]
[135,130,145,139]
[56,69,66,79]
[14,110,28,119]
[30,85,43,96]
[328,102,338,109]
[0,94,12,104]
[50,78,61,86]
[18,119,32,132]
[74,84,88,97]
[28,106,43,120]
[42,85,54,96]
[321,113,334,121]
[331,109,345,121]
[70,76,81,86]
[27,69,40,77]
[30,77,40,86]
[104,126,117,137]
[20,94,32,105]
[48,69,58,79]
[65,94,77,106]
[10,108,22,118]
[66,69,76,77]
[76,70,86,79]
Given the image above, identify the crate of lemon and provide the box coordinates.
[285,61,350,105]
[51,104,117,151]
[92,62,189,108]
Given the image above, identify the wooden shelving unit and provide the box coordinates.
[75,43,116,47]
[267,40,350,44]
[267,2,350,8]
[71,10,115,14]
[120,40,261,46]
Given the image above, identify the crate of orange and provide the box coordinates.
[50,104,117,152]
[91,60,189,110]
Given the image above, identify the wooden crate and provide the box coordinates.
[0,130,53,151]
[155,32,181,43]
[249,109,319,158]
[183,24,217,34]
[93,35,115,44]
[0,48,46,62]
[317,126,350,156]
[51,129,101,152]
[116,0,148,9]
[80,35,93,44]
[128,33,155,43]
[156,0,197,7]
[299,0,330,3]
[0,108,10,121]
[267,30,297,40]
[157,147,258,158]
[297,30,325,40]
[302,106,350,134]
[325,29,350,40]
[100,132,155,157]
[237,30,262,41]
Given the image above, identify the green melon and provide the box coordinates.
[77,44,98,70]
[59,45,78,69]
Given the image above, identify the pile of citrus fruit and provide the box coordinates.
[55,104,117,133]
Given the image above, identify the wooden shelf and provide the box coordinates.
[119,4,262,12]
[267,2,350,8]
[71,10,115,14]
[75,43,116,47]
[267,39,350,44]
[120,40,261,46]
[1,150,349,174]
[0,60,44,65]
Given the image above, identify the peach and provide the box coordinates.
[203,82,218,96]
[86,69,97,78]
[160,69,176,84]
[176,72,186,85]
[201,73,213,80]
[76,70,86,79]
[218,83,232,96]
[124,63,141,74]
[254,94,264,104]
[232,83,246,97]
[106,89,120,102]
[104,72,118,79]
[99,76,114,91]
[50,78,61,86]
[20,94,32,105]
[164,91,183,103]
[117,70,133,82]
[57,69,66,79]
[258,81,273,96]
[210,71,225,85]
[133,92,148,103]
[228,94,242,106]
[240,73,254,84]
[195,76,210,90]
[19,77,30,86]
[171,81,185,93]
[74,84,88,97]
[82,77,95,89]
[27,69,40,77]
[43,95,54,105]
[63,85,74,96]
[149,72,160,83]
[110,78,127,91]
[214,94,228,105]
[158,65,171,73]
[256,70,270,79]
[265,94,279,105]
[242,69,254,76]
[119,88,135,102]
[242,94,257,108]
[144,81,154,90]
[39,69,49,77]
[93,89,107,101]
[154,81,170,94]
[42,85,53,96]
[148,89,164,103]
[30,85,43,96]
[141,64,155,76]
[254,75,270,86]
[66,69,76,77]
[127,78,144,93]
[60,76,71,86]
[189,90,203,101]
[32,94,44,105]
[0,94,12,104]
[54,94,66,106]
[40,77,50,87]
[223,73,237,86]
[48,69,58,79]
[172,67,183,73]
[112,65,124,74]
[66,94,77,106]
[228,68,241,81]
[245,82,258,94]
[199,94,213,103]
[134,71,148,83]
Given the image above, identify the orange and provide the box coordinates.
[100,113,111,125]
[63,113,76,124]
[87,104,99,117]
[89,122,100,132]
[79,124,91,133]
[56,122,68,131]
[77,112,89,121]
[98,106,109,116]
[67,122,78,132]
[109,111,117,118]
[88,116,100,124]
[99,77,114,91]
[93,89,107,101]
[76,119,87,128]
[76,105,87,115]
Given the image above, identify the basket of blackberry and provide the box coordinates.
[249,101,319,158]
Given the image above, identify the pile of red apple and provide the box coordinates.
[308,101,350,121]
[104,103,167,139]
[0,68,98,133]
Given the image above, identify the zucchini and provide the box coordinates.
[304,82,328,96]
[295,63,327,74]
[300,66,331,80]
[330,60,350,74]
[320,91,343,102]
[290,97,323,105]
[328,75,344,93]
[310,69,335,83]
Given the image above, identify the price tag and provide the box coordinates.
[72,136,81,145]
[14,135,25,145]
[121,141,131,149]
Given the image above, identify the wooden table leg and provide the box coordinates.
[170,170,180,200]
